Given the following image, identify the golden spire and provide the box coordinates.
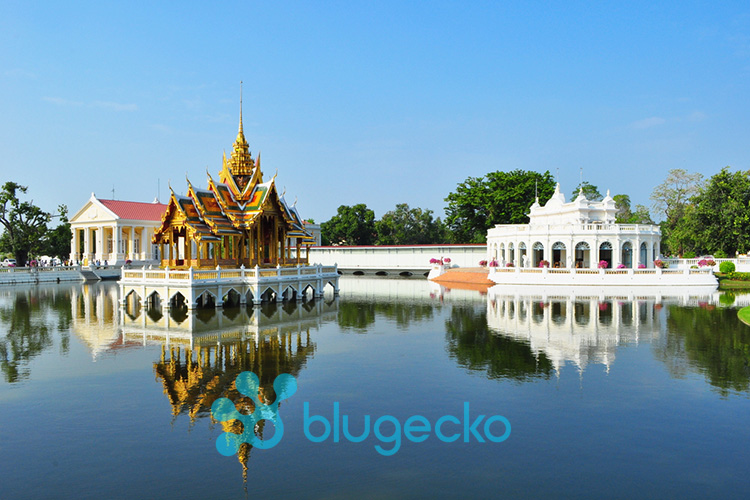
[236,80,247,147]
[225,81,254,187]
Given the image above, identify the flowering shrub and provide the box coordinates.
[489,259,499,267]
[697,258,716,267]
[429,258,441,265]
[506,262,514,267]
[479,260,488,266]
[443,258,451,263]
[598,260,609,269]
[617,263,626,269]
[653,259,667,269]
[637,263,646,269]
[538,260,550,268]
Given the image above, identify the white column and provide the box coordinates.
[113,225,120,264]
[129,226,135,262]
[635,236,641,267]
[70,229,77,263]
[613,237,621,268]
[97,226,104,263]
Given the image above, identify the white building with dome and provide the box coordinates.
[486,184,662,269]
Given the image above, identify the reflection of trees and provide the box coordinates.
[337,302,376,332]
[657,305,750,395]
[445,306,553,381]
[153,330,315,480]
[337,300,437,332]
[376,302,436,328]
[0,287,72,383]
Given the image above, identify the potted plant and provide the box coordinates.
[598,260,609,269]
[479,260,488,267]
[538,260,550,268]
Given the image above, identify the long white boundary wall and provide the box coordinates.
[301,245,487,275]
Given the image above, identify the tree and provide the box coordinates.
[570,181,603,201]
[375,203,448,245]
[0,182,51,266]
[39,204,71,260]
[320,204,376,245]
[613,194,632,222]
[686,167,750,256]
[444,170,555,243]
[612,194,654,224]
[628,204,654,224]
[650,169,704,222]
[650,169,704,255]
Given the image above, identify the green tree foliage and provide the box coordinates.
[320,204,376,245]
[613,194,654,224]
[375,203,447,245]
[444,170,555,243]
[613,194,632,222]
[628,204,654,224]
[650,169,704,255]
[0,182,51,266]
[686,167,750,256]
[571,181,603,201]
[39,204,71,259]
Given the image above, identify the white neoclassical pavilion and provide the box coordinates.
[70,193,168,266]
[487,184,661,269]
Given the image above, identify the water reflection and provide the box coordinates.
[155,329,315,479]
[0,285,72,382]
[484,291,665,374]
[656,304,750,396]
[120,293,337,480]
[446,305,554,380]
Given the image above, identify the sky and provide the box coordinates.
[2,1,749,225]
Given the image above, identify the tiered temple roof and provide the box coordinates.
[153,104,315,253]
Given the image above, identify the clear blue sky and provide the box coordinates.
[2,1,749,224]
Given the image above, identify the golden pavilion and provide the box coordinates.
[153,106,315,269]
[119,101,339,309]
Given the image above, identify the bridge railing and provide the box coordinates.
[120,264,340,284]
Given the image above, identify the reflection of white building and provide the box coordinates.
[485,290,665,373]
[487,184,661,269]
[70,193,168,266]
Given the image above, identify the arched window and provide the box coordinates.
[621,241,633,268]
[575,241,590,268]
[599,241,613,268]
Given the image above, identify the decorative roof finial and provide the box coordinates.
[239,80,243,135]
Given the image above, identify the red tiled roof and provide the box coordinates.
[98,199,168,221]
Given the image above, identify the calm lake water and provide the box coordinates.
[2,278,750,499]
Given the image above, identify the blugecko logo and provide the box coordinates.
[211,371,510,457]
[211,371,297,455]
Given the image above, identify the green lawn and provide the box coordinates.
[717,274,750,290]
[739,306,750,327]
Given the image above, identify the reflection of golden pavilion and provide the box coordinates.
[70,282,336,481]
[485,287,715,374]
[119,97,339,308]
